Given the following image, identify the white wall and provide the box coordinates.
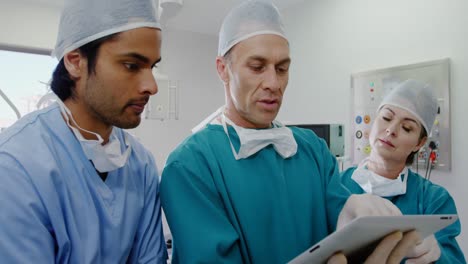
[281,0,468,253]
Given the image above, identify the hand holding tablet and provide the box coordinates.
[288,215,458,264]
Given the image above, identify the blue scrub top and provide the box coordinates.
[161,124,350,264]
[0,104,167,263]
[341,167,466,263]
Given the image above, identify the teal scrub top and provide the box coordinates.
[0,104,167,263]
[161,124,350,264]
[341,167,466,263]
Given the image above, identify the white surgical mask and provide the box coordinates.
[351,158,408,197]
[57,100,132,173]
[221,114,297,160]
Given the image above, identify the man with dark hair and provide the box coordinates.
[0,0,167,262]
[51,34,118,101]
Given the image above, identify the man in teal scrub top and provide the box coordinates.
[161,1,420,263]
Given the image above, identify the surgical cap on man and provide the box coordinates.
[218,0,287,56]
[52,0,161,60]
[378,79,438,134]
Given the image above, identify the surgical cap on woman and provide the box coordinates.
[52,0,161,60]
[218,0,287,56]
[378,79,438,134]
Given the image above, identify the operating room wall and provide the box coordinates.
[281,0,468,253]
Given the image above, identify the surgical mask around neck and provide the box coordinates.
[351,158,408,197]
[57,100,132,173]
[221,114,297,160]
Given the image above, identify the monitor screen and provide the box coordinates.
[289,124,330,148]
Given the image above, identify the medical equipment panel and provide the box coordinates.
[145,68,179,121]
[350,59,450,171]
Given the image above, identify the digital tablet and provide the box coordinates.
[288,214,458,264]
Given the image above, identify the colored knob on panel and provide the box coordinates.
[363,145,372,154]
[364,115,371,124]
[355,116,362,124]
[355,130,363,139]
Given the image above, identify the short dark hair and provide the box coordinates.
[50,33,118,101]
[406,127,428,165]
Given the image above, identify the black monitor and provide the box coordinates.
[289,124,330,148]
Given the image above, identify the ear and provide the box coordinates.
[413,136,427,152]
[63,50,86,79]
[216,56,230,84]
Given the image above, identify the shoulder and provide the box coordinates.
[407,169,450,196]
[0,105,59,150]
[189,124,227,145]
[341,167,357,177]
[0,105,72,168]
[406,169,458,213]
[162,125,238,182]
[0,107,64,208]
[169,124,227,160]
[160,126,225,192]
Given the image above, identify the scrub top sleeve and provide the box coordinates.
[160,161,244,264]
[127,158,168,263]
[423,188,466,263]
[0,153,55,263]
[323,145,351,232]
[436,240,466,264]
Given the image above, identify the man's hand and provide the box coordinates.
[327,252,347,264]
[404,234,441,264]
[365,230,420,264]
[337,194,402,230]
[332,194,422,263]
[327,231,421,264]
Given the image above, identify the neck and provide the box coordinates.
[63,99,113,143]
[366,153,406,180]
[223,105,271,129]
